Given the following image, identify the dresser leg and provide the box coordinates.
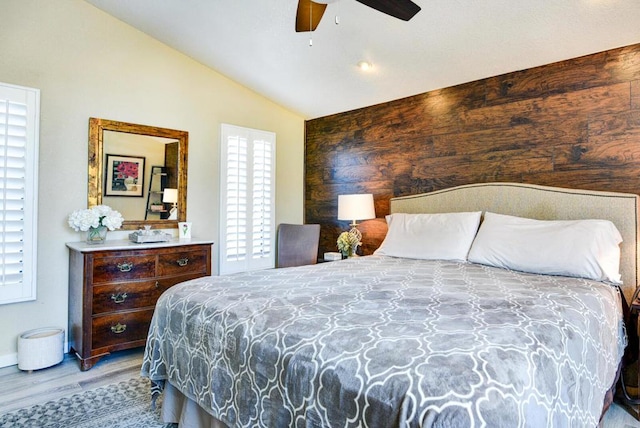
[70,347,108,371]
[79,356,101,371]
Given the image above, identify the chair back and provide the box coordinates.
[276,224,320,268]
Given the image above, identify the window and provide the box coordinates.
[220,124,275,275]
[0,82,39,304]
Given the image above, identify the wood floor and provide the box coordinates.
[0,348,143,415]
[0,348,638,427]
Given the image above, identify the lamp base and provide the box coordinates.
[168,207,178,220]
[348,226,362,256]
[348,226,362,242]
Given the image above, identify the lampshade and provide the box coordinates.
[162,188,178,204]
[338,194,375,223]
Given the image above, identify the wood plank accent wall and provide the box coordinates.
[305,43,640,257]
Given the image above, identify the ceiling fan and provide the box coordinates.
[295,0,421,32]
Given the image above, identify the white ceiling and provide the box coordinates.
[84,0,640,119]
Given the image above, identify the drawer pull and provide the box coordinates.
[110,292,128,304]
[176,258,189,267]
[117,262,134,272]
[110,323,127,334]
[155,281,160,289]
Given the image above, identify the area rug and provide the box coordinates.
[0,376,173,428]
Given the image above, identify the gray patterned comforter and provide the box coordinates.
[141,256,625,427]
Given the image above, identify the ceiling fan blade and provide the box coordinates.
[355,0,421,21]
[296,0,328,32]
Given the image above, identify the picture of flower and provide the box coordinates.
[116,161,139,180]
[105,154,145,197]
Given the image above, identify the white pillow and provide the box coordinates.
[374,212,482,261]
[467,212,622,283]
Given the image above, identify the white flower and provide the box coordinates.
[68,205,123,232]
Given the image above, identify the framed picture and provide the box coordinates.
[104,154,145,197]
[178,222,192,239]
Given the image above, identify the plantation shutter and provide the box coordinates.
[0,83,39,304]
[252,138,272,260]
[220,124,275,274]
[225,134,248,263]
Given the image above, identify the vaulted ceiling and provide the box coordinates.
[85,0,640,119]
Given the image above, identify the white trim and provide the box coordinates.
[219,124,276,275]
[0,340,70,369]
[0,352,17,368]
[0,82,39,304]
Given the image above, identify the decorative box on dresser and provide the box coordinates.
[67,239,213,371]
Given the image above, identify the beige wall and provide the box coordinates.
[0,0,305,365]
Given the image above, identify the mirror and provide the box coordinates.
[88,118,188,230]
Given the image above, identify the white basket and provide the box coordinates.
[17,327,64,371]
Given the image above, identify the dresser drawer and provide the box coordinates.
[91,309,155,349]
[92,280,163,315]
[157,272,212,290]
[158,249,208,277]
[92,254,156,284]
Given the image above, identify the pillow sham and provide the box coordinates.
[467,212,622,283]
[375,212,482,261]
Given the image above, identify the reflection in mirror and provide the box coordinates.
[162,188,179,220]
[88,118,188,230]
[102,131,178,221]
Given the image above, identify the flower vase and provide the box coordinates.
[86,225,107,244]
[341,247,355,259]
[350,244,359,258]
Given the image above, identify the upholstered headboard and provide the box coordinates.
[390,182,640,301]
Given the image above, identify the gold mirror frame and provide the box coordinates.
[88,118,188,230]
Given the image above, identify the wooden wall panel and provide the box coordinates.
[305,44,640,258]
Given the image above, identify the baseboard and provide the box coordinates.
[0,352,17,368]
[0,340,69,369]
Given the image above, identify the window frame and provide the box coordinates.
[0,82,40,305]
[219,123,276,275]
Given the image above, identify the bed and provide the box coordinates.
[141,182,639,427]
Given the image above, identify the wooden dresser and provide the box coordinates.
[67,239,213,370]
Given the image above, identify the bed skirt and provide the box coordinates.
[162,381,229,428]
[160,373,621,428]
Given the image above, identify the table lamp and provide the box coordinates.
[163,188,178,220]
[338,193,376,256]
